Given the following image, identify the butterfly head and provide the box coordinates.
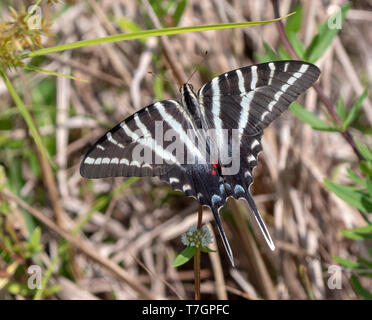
[180,83,199,114]
[180,83,194,94]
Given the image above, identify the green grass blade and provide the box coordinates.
[341,229,370,240]
[367,177,372,198]
[263,41,278,60]
[343,89,368,129]
[116,17,143,33]
[285,4,303,34]
[0,69,55,168]
[341,224,372,240]
[289,102,338,131]
[344,224,372,234]
[346,168,366,187]
[351,275,372,299]
[173,0,188,26]
[356,142,372,162]
[360,161,372,177]
[336,94,347,122]
[23,65,88,82]
[304,3,351,63]
[333,256,362,269]
[278,46,292,60]
[324,178,372,212]
[20,14,294,59]
[115,17,146,44]
[287,32,305,59]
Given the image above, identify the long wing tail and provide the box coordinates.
[245,191,275,251]
[211,206,235,267]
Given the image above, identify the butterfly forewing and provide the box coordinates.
[81,99,198,178]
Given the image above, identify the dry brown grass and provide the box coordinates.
[0,0,371,300]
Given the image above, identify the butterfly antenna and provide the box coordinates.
[186,51,208,84]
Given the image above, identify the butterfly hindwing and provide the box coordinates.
[160,163,234,265]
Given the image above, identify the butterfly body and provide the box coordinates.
[181,84,201,120]
[81,60,320,266]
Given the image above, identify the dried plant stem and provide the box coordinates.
[35,143,65,228]
[299,265,316,300]
[194,205,203,300]
[197,205,203,229]
[143,0,187,85]
[194,248,201,300]
[49,53,126,87]
[271,0,362,160]
[229,200,277,299]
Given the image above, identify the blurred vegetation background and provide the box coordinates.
[0,0,371,300]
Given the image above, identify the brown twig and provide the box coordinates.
[48,53,126,87]
[271,0,362,160]
[33,118,66,230]
[197,204,203,229]
[299,265,316,300]
[228,200,277,299]
[207,222,228,300]
[143,0,187,85]
[194,205,203,300]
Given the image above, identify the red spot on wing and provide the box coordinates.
[212,162,222,175]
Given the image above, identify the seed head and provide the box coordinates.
[181,224,213,248]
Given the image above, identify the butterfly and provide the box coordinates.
[80,60,320,266]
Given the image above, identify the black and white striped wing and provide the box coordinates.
[198,60,320,136]
[197,60,320,251]
[81,99,194,178]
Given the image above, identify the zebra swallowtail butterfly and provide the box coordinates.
[80,60,320,266]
